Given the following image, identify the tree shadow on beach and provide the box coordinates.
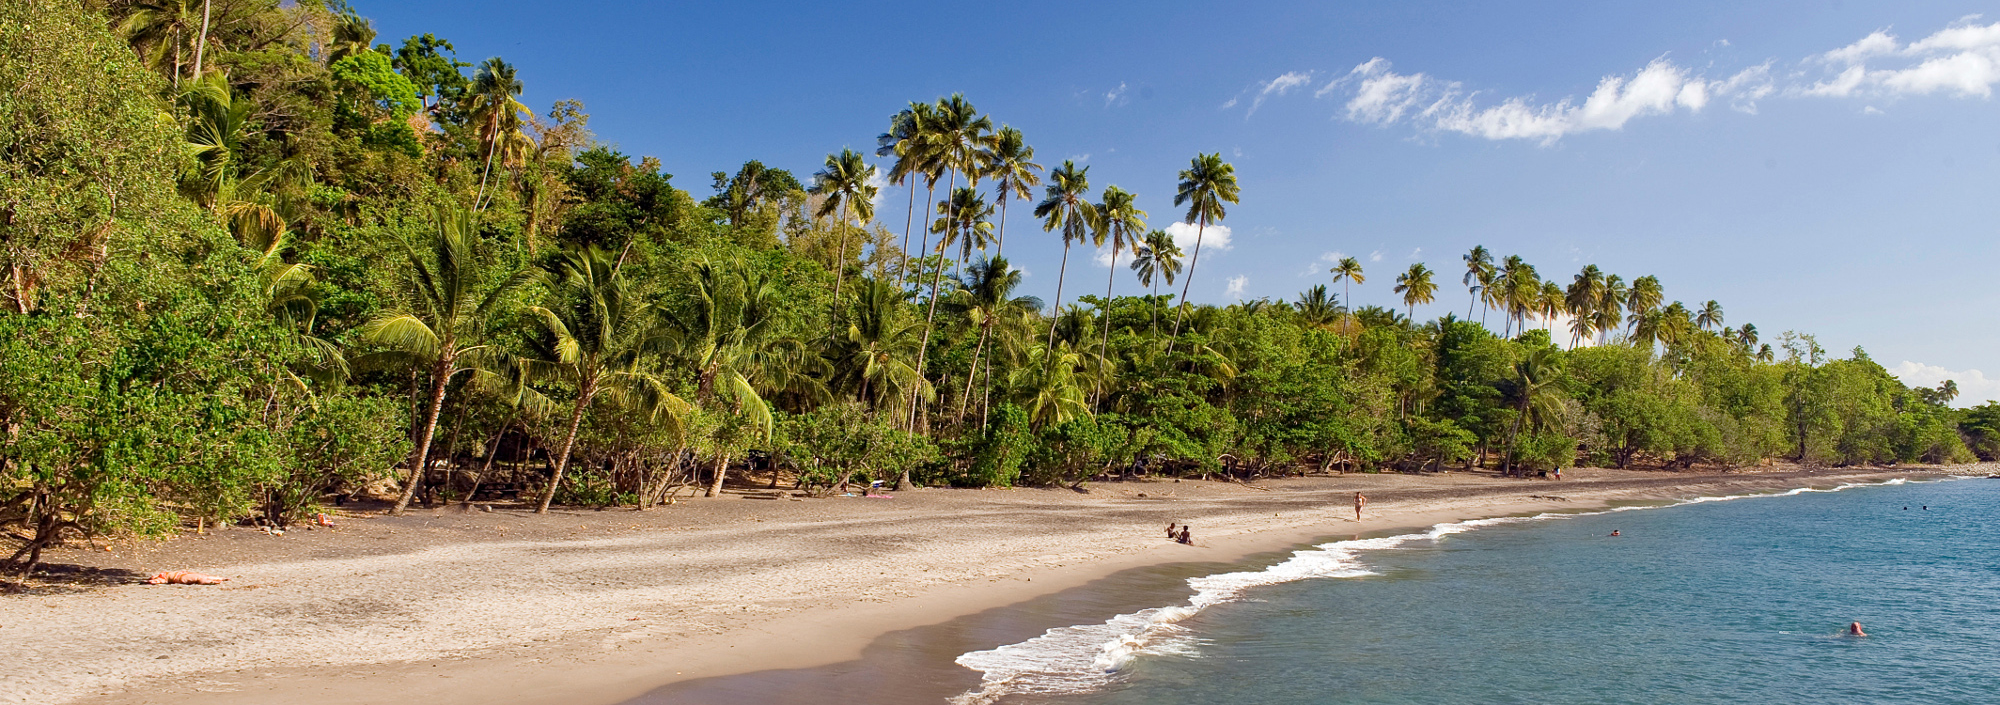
[2,562,149,594]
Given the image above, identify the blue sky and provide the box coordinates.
[364,0,2000,403]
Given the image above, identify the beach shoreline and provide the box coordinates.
[10,465,1983,705]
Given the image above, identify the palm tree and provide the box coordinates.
[1130,229,1183,333]
[985,125,1043,258]
[1496,256,1539,337]
[1538,281,1564,332]
[1011,345,1090,430]
[1295,285,1341,328]
[877,103,934,286]
[1166,154,1241,354]
[464,58,532,211]
[1462,245,1494,319]
[1625,275,1663,334]
[360,205,533,515]
[828,278,929,409]
[659,260,795,497]
[518,246,686,513]
[1738,323,1760,349]
[909,186,994,431]
[1594,275,1626,344]
[1564,265,1605,347]
[118,0,201,85]
[1092,186,1147,371]
[1330,256,1366,329]
[1657,301,1693,348]
[1033,160,1096,349]
[1500,347,1566,475]
[1696,300,1725,331]
[945,256,1042,423]
[1393,263,1437,319]
[808,149,879,306]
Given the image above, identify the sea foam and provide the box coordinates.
[947,476,1936,704]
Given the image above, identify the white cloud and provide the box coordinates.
[1219,97,1238,109]
[1105,82,1130,108]
[1890,360,2000,407]
[1247,71,1315,116]
[864,168,889,211]
[1300,251,1346,277]
[1225,275,1248,299]
[1820,30,1899,65]
[1368,249,1384,262]
[1409,247,1423,259]
[1163,221,1231,255]
[1795,19,2000,99]
[1324,56,1726,144]
[1093,241,1140,268]
[1070,153,1091,163]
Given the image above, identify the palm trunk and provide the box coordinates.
[462,418,513,507]
[705,452,730,497]
[958,317,993,421]
[906,168,957,431]
[833,199,852,302]
[1046,241,1072,350]
[473,114,499,210]
[191,0,212,79]
[908,182,937,291]
[896,184,916,288]
[1166,217,1208,356]
[1501,397,1528,476]
[994,198,1010,259]
[536,379,594,514]
[1096,239,1122,403]
[393,354,455,515]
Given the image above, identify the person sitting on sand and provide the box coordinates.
[1849,622,1867,636]
[1167,522,1179,538]
[1177,526,1192,545]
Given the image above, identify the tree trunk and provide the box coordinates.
[1500,398,1527,476]
[1046,241,1072,350]
[1167,217,1208,356]
[191,0,212,79]
[473,113,499,210]
[832,200,852,306]
[705,452,730,498]
[958,317,992,421]
[393,354,455,515]
[906,171,956,432]
[535,379,594,514]
[896,182,916,288]
[1096,238,1121,404]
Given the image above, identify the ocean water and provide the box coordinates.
[955,476,2000,705]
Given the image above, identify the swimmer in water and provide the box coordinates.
[1610,530,1621,537]
[1849,621,1867,637]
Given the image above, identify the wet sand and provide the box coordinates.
[6,465,1976,705]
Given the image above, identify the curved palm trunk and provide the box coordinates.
[473,113,500,211]
[191,0,212,79]
[393,353,455,515]
[1166,217,1208,356]
[958,317,993,421]
[1500,396,1528,476]
[831,200,852,321]
[1096,239,1123,402]
[908,183,938,291]
[705,452,731,498]
[536,378,595,514]
[1045,241,1072,350]
[994,199,1010,258]
[907,220,954,432]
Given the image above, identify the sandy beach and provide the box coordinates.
[5,465,1982,705]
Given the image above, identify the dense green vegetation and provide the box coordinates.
[2,0,1988,574]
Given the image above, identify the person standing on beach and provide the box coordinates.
[1353,492,1367,522]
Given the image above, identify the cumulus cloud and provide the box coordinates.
[1225,275,1248,299]
[1890,360,2000,407]
[1368,250,1384,262]
[1794,18,2000,99]
[864,169,889,210]
[1093,241,1140,268]
[1163,221,1231,255]
[1300,251,1346,277]
[1246,71,1315,116]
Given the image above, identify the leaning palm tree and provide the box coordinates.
[1393,263,1437,320]
[828,277,931,412]
[1625,275,1664,334]
[985,125,1043,258]
[944,256,1042,423]
[463,58,532,211]
[1130,229,1183,334]
[1092,186,1147,369]
[808,149,879,306]
[1033,160,1096,349]
[1166,153,1241,354]
[908,187,994,429]
[1564,265,1605,347]
[1594,275,1626,344]
[360,205,533,515]
[659,259,795,497]
[518,246,687,513]
[1500,347,1566,475]
[912,95,994,291]
[1011,344,1091,430]
[1462,245,1494,319]
[1538,281,1565,332]
[1696,300,1725,331]
[1330,256,1366,330]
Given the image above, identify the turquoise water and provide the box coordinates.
[963,477,2000,704]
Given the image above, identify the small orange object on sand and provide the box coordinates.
[148,571,228,585]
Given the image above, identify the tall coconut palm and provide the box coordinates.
[1538,281,1565,332]
[1130,229,1183,334]
[1033,160,1096,349]
[464,58,532,211]
[1393,263,1437,319]
[985,125,1042,258]
[944,256,1042,423]
[1166,153,1241,354]
[1738,323,1760,349]
[908,186,993,431]
[876,103,934,286]
[1564,265,1605,347]
[1625,275,1663,334]
[1462,245,1494,319]
[360,205,533,515]
[1092,186,1147,370]
[1497,256,1538,337]
[518,246,686,513]
[1595,275,1627,344]
[1330,256,1366,328]
[1295,285,1341,328]
[808,149,879,306]
[1657,301,1693,349]
[118,0,202,85]
[1696,300,1725,331]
